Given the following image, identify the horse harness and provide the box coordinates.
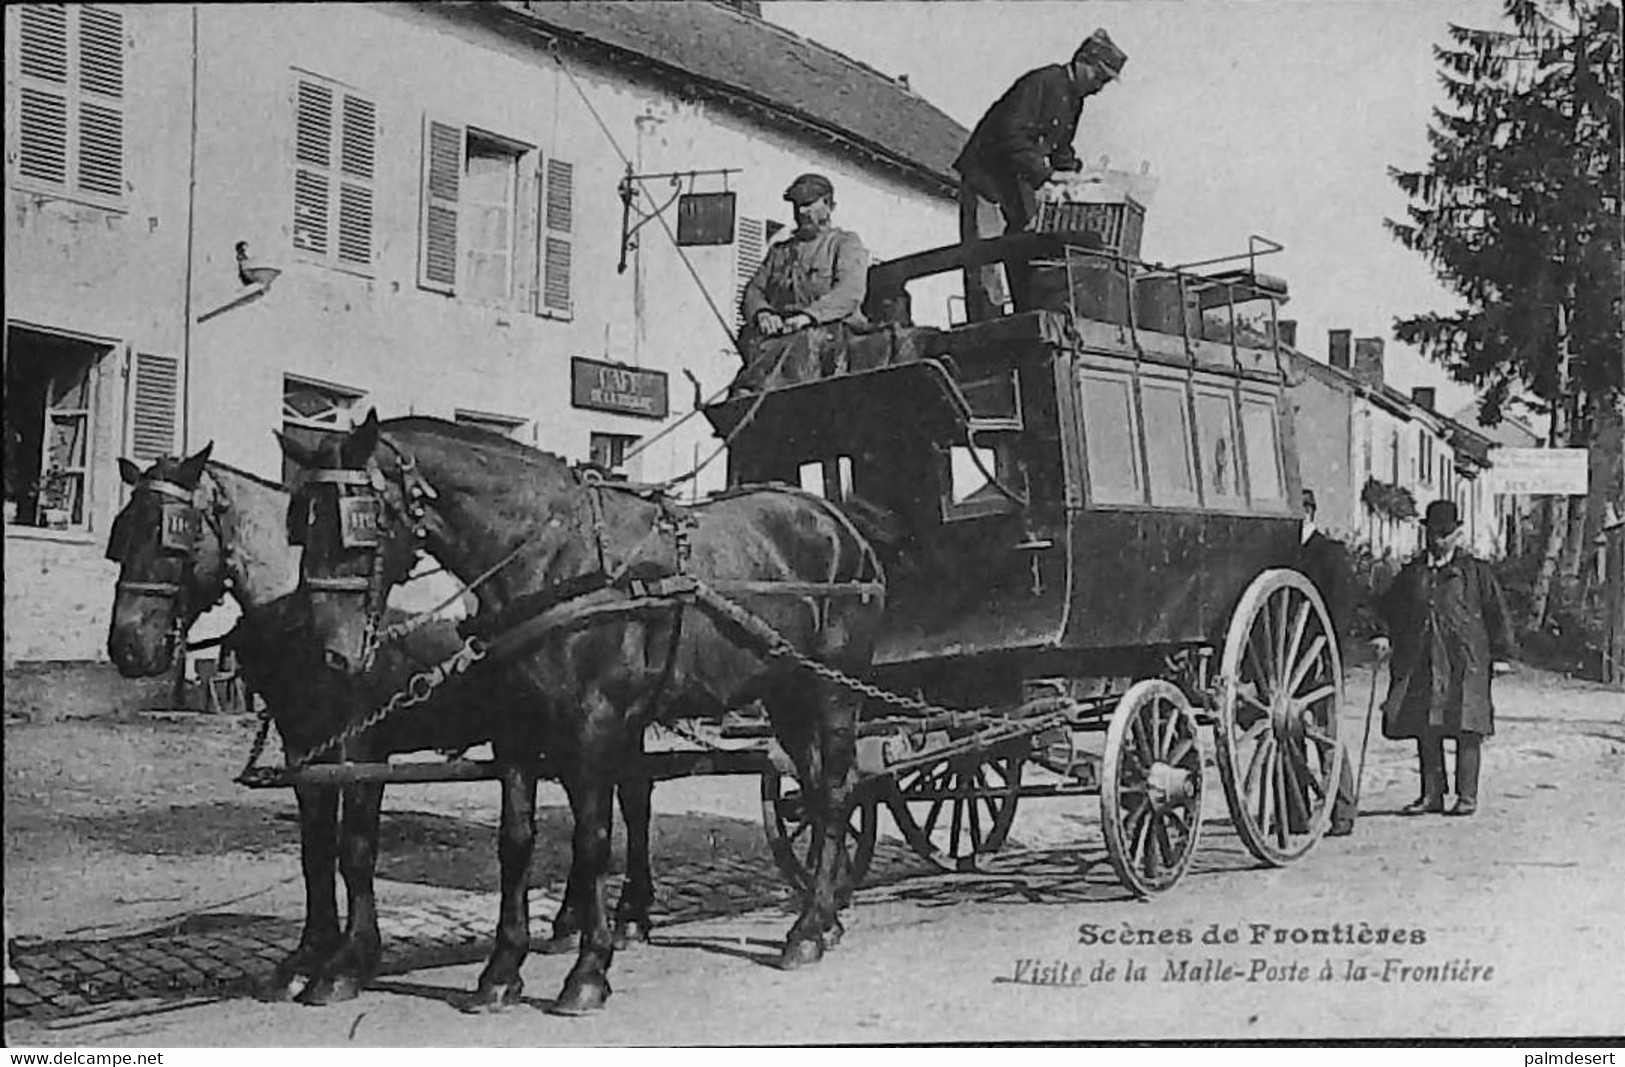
[288,440,886,736]
[107,474,234,655]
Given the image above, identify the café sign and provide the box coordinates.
[570,357,669,420]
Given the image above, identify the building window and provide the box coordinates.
[5,325,110,530]
[292,72,376,272]
[589,432,639,474]
[1140,378,1197,507]
[281,374,364,485]
[10,4,125,205]
[1078,367,1142,505]
[454,408,527,441]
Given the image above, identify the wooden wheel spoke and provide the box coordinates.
[1272,591,1290,690]
[1285,597,1312,686]
[1288,634,1329,696]
[1149,814,1174,874]
[1291,740,1328,801]
[1293,683,1338,714]
[1157,698,1181,754]
[1272,748,1292,848]
[1166,736,1197,769]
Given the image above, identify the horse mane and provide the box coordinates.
[206,458,286,494]
[380,416,573,473]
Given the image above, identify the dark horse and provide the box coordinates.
[102,446,663,1005]
[280,412,885,1014]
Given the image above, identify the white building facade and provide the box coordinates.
[4,1,967,663]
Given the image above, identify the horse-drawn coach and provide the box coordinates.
[105,219,1344,1013]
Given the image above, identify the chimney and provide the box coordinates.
[1411,386,1436,412]
[1277,319,1298,349]
[1328,329,1351,370]
[1352,337,1386,388]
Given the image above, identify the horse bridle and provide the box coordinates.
[293,446,436,672]
[109,476,222,656]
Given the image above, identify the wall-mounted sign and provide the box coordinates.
[571,357,669,420]
[1490,447,1589,496]
[677,191,737,246]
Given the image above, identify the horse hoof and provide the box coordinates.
[295,973,362,1006]
[550,975,611,1016]
[823,921,845,950]
[612,919,652,950]
[468,978,525,1013]
[262,972,312,1002]
[534,929,578,956]
[779,937,824,970]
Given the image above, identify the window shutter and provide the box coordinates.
[16,6,70,187]
[735,216,766,327]
[419,117,463,292]
[512,154,540,313]
[541,158,573,314]
[293,79,334,256]
[336,94,375,267]
[128,352,179,463]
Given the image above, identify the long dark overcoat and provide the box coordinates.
[1378,549,1517,739]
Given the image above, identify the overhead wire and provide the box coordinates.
[549,44,754,479]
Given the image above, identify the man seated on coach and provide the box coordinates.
[740,172,870,353]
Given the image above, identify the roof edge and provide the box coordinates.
[441,2,958,198]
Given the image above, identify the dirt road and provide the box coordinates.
[4,664,1622,1044]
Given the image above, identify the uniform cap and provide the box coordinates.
[1073,28,1128,78]
[784,173,835,205]
[1301,489,1318,512]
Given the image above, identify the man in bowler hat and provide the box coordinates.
[1372,500,1517,816]
[953,28,1128,320]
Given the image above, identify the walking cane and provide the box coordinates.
[1353,657,1384,806]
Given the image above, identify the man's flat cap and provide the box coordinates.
[1074,28,1128,77]
[784,173,835,205]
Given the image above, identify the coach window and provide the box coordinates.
[1193,386,1244,510]
[1140,376,1198,507]
[1077,366,1142,506]
[1239,394,1286,507]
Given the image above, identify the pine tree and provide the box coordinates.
[1387,0,1623,631]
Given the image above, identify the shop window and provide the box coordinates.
[589,432,639,475]
[1141,378,1197,506]
[281,375,364,486]
[1078,367,1142,505]
[5,325,107,529]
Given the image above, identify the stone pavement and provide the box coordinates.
[0,837,939,1024]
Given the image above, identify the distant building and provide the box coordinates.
[1282,325,1500,560]
[3,1,968,663]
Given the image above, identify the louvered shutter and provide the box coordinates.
[128,352,179,463]
[734,217,766,327]
[541,158,573,315]
[418,118,462,292]
[293,75,375,270]
[336,94,375,267]
[15,4,123,200]
[76,4,124,198]
[293,79,334,256]
[512,155,540,313]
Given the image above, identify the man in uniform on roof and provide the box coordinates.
[953,28,1128,320]
[741,172,870,348]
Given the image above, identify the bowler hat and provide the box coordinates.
[784,173,834,205]
[1423,499,1460,533]
[1074,28,1128,78]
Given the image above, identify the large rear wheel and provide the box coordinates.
[1214,569,1345,865]
[1100,680,1205,895]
